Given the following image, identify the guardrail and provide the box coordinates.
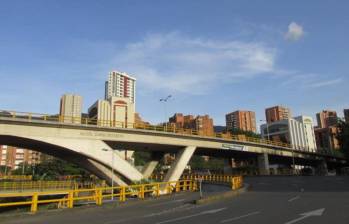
[0,175,244,213]
[183,174,243,190]
[0,175,33,181]
[0,181,105,192]
[151,174,244,191]
[0,109,295,150]
[0,179,197,213]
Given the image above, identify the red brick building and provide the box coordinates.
[265,105,291,123]
[225,110,256,132]
[0,145,41,172]
[169,113,214,136]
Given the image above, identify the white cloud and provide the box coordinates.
[307,78,342,88]
[280,72,343,90]
[285,22,304,41]
[111,32,277,94]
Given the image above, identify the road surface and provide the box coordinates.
[2,176,349,224]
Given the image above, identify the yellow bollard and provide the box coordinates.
[30,193,38,213]
[175,182,180,192]
[95,189,102,205]
[140,185,145,199]
[67,191,74,208]
[156,183,160,197]
[120,186,126,202]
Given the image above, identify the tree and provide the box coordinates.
[229,128,261,139]
[12,158,91,180]
[189,156,224,172]
[0,165,11,175]
[133,151,151,166]
[337,120,349,160]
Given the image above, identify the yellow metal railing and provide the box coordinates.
[152,174,244,191]
[0,175,244,213]
[0,181,105,192]
[0,175,33,181]
[0,109,296,150]
[0,179,197,213]
[182,174,243,190]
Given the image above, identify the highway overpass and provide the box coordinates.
[0,114,346,186]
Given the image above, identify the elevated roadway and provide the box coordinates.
[0,116,346,186]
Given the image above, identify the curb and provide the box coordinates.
[194,184,249,205]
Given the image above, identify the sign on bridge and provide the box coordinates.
[222,143,248,151]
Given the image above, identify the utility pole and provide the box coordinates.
[160,95,172,130]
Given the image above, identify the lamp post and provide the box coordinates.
[260,120,270,141]
[292,148,296,175]
[102,148,115,200]
[160,95,172,130]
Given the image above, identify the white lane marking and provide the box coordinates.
[156,207,227,224]
[284,208,325,224]
[220,211,261,223]
[148,199,185,207]
[144,204,194,218]
[105,204,197,223]
[288,196,300,202]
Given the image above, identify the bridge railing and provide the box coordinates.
[0,179,196,213]
[151,174,244,190]
[0,180,105,192]
[0,175,33,181]
[0,109,323,153]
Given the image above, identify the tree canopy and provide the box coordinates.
[337,120,349,160]
[12,158,91,180]
[229,128,261,139]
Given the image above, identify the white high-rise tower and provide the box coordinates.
[105,71,136,103]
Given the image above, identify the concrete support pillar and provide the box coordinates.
[163,146,196,183]
[316,160,328,176]
[142,152,163,179]
[258,153,270,175]
[31,137,144,183]
[86,159,128,186]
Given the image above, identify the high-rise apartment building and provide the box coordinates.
[314,127,340,151]
[0,145,41,172]
[265,105,291,123]
[59,94,82,124]
[344,109,349,123]
[316,110,338,128]
[105,71,136,103]
[225,110,256,132]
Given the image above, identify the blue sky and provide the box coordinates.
[0,0,348,128]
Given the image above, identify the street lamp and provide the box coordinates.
[160,95,172,129]
[102,148,115,200]
[260,120,270,141]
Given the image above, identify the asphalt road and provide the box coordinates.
[2,176,349,224]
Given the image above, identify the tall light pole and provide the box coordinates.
[292,148,296,175]
[260,120,270,141]
[102,148,115,200]
[160,95,172,129]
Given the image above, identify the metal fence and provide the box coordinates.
[0,175,243,213]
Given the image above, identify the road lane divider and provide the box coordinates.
[221,211,261,223]
[156,207,227,224]
[288,195,300,202]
